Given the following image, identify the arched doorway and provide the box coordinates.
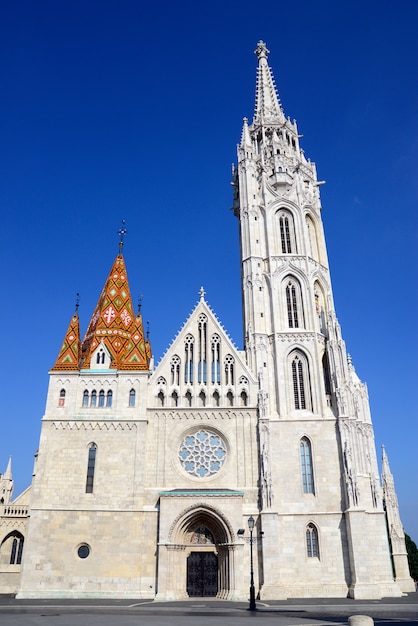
[158,502,238,600]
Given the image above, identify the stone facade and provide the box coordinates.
[0,41,414,599]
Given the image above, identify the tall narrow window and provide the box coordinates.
[240,391,248,406]
[306,523,319,558]
[171,355,180,386]
[227,391,234,407]
[9,533,24,565]
[198,314,207,384]
[291,353,312,410]
[211,334,221,384]
[224,355,235,386]
[98,390,105,407]
[199,390,206,407]
[300,437,315,494]
[59,389,66,407]
[82,390,89,407]
[106,390,113,407]
[322,353,332,397]
[172,391,179,407]
[184,334,194,384]
[285,278,304,328]
[129,388,136,407]
[85,444,97,494]
[213,390,220,407]
[278,210,297,254]
[157,391,165,407]
[90,390,97,407]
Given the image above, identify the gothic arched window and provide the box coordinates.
[85,443,97,494]
[224,355,235,386]
[90,390,97,408]
[240,390,248,406]
[306,215,320,262]
[185,390,192,407]
[98,390,105,407]
[300,437,315,494]
[59,389,66,407]
[211,334,221,384]
[198,314,207,384]
[285,277,304,328]
[306,523,319,558]
[227,391,234,407]
[82,390,89,407]
[106,390,113,407]
[171,355,181,386]
[290,352,312,411]
[171,391,179,407]
[277,210,297,254]
[213,390,220,407]
[129,388,136,407]
[7,532,24,565]
[157,391,165,407]
[184,334,194,384]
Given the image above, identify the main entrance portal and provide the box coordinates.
[186,552,218,597]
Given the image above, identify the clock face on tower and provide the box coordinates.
[178,429,227,478]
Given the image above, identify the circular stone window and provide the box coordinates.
[77,544,91,559]
[179,429,227,478]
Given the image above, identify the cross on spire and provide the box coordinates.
[199,286,206,301]
[118,220,127,254]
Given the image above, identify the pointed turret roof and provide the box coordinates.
[51,309,80,370]
[80,254,150,370]
[3,456,12,480]
[253,40,285,125]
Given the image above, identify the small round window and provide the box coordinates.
[179,429,227,478]
[77,544,91,559]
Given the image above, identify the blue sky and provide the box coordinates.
[1,1,417,542]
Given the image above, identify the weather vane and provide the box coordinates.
[75,293,80,313]
[118,219,127,254]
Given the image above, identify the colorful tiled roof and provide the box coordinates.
[80,254,150,370]
[51,312,80,371]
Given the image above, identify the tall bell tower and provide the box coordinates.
[232,41,414,599]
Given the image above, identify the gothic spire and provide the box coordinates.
[253,40,285,125]
[80,253,150,370]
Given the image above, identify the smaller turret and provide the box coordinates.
[0,457,14,505]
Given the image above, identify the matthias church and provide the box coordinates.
[0,42,413,600]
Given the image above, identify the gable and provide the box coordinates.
[150,298,257,409]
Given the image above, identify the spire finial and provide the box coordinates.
[199,286,206,301]
[75,292,80,313]
[118,220,127,255]
[255,40,270,63]
[137,293,143,316]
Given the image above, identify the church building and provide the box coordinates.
[0,42,414,600]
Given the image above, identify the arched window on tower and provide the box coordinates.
[184,334,194,384]
[185,390,192,407]
[306,214,320,262]
[90,390,97,408]
[198,314,207,384]
[199,390,206,407]
[213,390,220,407]
[59,389,66,407]
[227,391,234,407]
[285,277,304,328]
[306,523,319,558]
[290,351,312,411]
[98,390,105,407]
[157,391,165,407]
[211,334,221,384]
[106,390,113,407]
[300,437,315,494]
[277,210,297,254]
[82,390,89,407]
[171,391,179,407]
[129,389,136,407]
[85,443,97,494]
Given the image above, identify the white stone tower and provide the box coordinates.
[232,41,412,598]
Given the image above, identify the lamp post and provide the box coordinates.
[247,515,257,611]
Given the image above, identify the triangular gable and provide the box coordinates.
[150,295,257,408]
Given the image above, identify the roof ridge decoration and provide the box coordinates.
[80,254,150,370]
[51,310,80,371]
[253,40,285,125]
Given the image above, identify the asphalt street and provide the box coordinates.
[0,594,417,626]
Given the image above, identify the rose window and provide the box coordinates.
[179,429,227,478]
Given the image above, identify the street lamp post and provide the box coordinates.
[247,515,257,611]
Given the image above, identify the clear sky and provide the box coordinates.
[1,1,417,542]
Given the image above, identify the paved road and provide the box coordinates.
[0,595,417,626]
